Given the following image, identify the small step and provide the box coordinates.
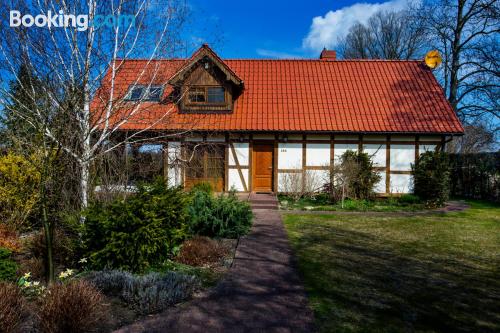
[251,204,279,210]
[250,199,279,205]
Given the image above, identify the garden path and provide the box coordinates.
[115,193,314,333]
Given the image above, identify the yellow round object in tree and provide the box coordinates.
[424,50,442,69]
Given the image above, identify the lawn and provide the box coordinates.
[283,200,500,333]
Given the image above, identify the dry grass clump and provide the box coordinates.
[0,224,21,252]
[0,282,27,333]
[175,236,228,267]
[38,280,106,333]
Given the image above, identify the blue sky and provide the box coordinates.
[186,0,412,58]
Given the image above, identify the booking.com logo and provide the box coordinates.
[10,10,135,31]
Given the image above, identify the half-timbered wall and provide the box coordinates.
[163,133,444,194]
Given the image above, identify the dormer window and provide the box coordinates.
[187,86,226,104]
[126,85,164,101]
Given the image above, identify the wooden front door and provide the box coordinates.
[252,144,273,192]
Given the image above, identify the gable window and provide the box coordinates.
[207,87,225,103]
[188,87,206,103]
[187,86,225,104]
[126,85,163,101]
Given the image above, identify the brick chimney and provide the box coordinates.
[320,48,336,60]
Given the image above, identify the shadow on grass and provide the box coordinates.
[292,225,500,333]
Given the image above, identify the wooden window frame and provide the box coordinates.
[186,86,227,107]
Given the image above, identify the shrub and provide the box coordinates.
[0,247,18,281]
[38,280,105,333]
[0,282,27,333]
[84,270,134,296]
[86,270,198,315]
[0,224,21,252]
[122,272,198,315]
[176,236,228,267]
[412,151,450,207]
[327,151,381,203]
[26,228,77,268]
[398,194,421,205]
[189,182,213,195]
[83,179,189,272]
[0,152,41,230]
[188,191,253,238]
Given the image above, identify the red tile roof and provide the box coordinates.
[92,50,463,134]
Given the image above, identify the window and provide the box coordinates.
[207,87,225,103]
[128,86,144,101]
[126,85,163,101]
[188,87,206,103]
[187,86,225,104]
[145,86,163,101]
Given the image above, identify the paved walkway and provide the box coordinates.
[116,194,314,333]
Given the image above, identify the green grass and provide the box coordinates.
[283,200,500,333]
[279,194,425,212]
[148,260,222,288]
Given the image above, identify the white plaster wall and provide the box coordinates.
[390,174,413,193]
[167,142,182,187]
[334,143,358,164]
[306,143,330,167]
[229,142,249,166]
[306,170,329,192]
[278,172,302,192]
[278,143,302,169]
[374,172,386,193]
[390,144,415,171]
[363,143,386,167]
[419,144,437,154]
[228,168,249,192]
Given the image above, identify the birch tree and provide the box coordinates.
[0,0,190,211]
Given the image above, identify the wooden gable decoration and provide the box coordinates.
[169,44,243,112]
[168,44,243,87]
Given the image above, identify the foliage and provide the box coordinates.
[412,151,451,207]
[0,247,18,281]
[0,224,21,252]
[38,280,106,333]
[327,151,381,205]
[188,191,253,238]
[0,152,41,230]
[0,282,27,333]
[449,152,500,203]
[26,228,78,273]
[86,270,199,315]
[189,181,214,195]
[279,195,425,212]
[83,179,189,272]
[176,236,229,267]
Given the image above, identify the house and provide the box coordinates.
[93,44,463,194]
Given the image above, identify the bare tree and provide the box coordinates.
[0,0,191,212]
[447,123,496,152]
[339,10,426,60]
[413,0,499,125]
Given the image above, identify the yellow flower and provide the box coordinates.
[23,272,31,279]
[58,271,68,279]
[78,258,88,264]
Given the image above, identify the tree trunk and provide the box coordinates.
[448,0,465,112]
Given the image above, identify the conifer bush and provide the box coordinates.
[188,191,253,238]
[412,151,451,207]
[83,179,189,273]
[0,247,18,281]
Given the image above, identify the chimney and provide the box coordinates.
[320,48,336,60]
